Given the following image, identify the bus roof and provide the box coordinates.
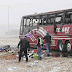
[23,8,72,18]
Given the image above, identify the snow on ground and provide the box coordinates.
[0,37,72,72]
[0,57,72,72]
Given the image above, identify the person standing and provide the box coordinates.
[37,36,43,60]
[17,36,30,62]
[43,33,51,56]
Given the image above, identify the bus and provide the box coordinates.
[19,9,72,52]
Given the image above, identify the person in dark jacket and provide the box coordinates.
[43,33,51,56]
[17,36,30,62]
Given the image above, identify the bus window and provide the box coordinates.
[26,19,30,26]
[55,17,61,23]
[43,18,46,25]
[47,18,51,24]
[27,19,33,26]
[70,15,72,23]
[33,19,38,26]
[33,21,37,26]
[47,17,54,25]
[24,19,26,26]
[65,14,70,24]
[24,18,34,26]
[55,17,62,24]
[50,18,55,25]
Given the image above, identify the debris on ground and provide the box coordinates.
[2,45,11,52]
[0,52,16,60]
[27,49,38,58]
[34,60,39,63]
[41,54,44,58]
[49,67,61,72]
[23,53,38,61]
[32,49,37,53]
[27,59,39,67]
[27,62,37,67]
[32,54,38,58]
[8,49,15,53]
[0,48,5,52]
[7,67,17,71]
[28,53,34,58]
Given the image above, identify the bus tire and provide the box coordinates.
[57,40,64,52]
[65,41,71,52]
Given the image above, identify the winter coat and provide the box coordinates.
[43,34,51,43]
[18,38,30,50]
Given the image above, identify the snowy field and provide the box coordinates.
[0,37,72,72]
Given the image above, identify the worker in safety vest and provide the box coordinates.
[37,36,43,60]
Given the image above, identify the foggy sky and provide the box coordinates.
[0,0,72,36]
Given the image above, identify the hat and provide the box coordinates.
[46,33,49,35]
[24,36,27,39]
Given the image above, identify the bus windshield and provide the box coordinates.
[20,16,40,35]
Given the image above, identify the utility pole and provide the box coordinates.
[8,5,9,32]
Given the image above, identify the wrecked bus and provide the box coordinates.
[19,9,72,52]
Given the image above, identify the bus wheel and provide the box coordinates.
[58,40,64,52]
[65,41,71,52]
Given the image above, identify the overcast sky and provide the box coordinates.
[0,0,72,35]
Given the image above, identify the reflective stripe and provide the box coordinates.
[37,37,43,45]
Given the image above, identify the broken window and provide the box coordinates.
[65,14,70,24]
